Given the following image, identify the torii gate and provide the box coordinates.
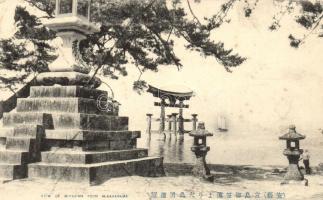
[146,84,197,135]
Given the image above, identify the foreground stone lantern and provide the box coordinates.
[189,122,214,181]
[0,0,165,184]
[37,0,101,87]
[279,125,307,185]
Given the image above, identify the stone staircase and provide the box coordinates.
[0,85,164,184]
[0,124,44,180]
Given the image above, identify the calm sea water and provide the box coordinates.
[137,131,323,166]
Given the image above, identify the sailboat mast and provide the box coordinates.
[222,116,226,129]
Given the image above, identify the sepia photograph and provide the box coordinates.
[0,0,323,199]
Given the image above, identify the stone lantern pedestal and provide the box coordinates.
[282,149,304,181]
[279,125,308,186]
[189,122,214,182]
[0,0,165,184]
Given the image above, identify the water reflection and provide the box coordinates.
[144,133,195,163]
[145,135,151,150]
[177,135,185,162]
[140,132,323,166]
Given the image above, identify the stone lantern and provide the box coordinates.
[189,122,214,181]
[37,0,101,87]
[279,125,307,185]
[0,0,165,184]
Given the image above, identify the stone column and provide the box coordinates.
[167,115,172,132]
[146,114,153,135]
[178,100,184,135]
[171,113,178,135]
[192,114,198,131]
[159,99,166,134]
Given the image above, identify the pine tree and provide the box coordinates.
[266,0,323,48]
[0,0,247,92]
[0,5,56,89]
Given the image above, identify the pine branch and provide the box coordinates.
[186,0,202,26]
[299,13,323,46]
[24,0,55,18]
[146,26,182,68]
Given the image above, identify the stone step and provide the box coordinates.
[3,113,128,131]
[0,128,7,149]
[45,129,140,141]
[41,148,148,164]
[0,138,5,150]
[44,137,137,151]
[28,157,164,185]
[49,113,128,130]
[9,125,44,138]
[5,137,37,151]
[43,129,139,151]
[5,137,41,162]
[0,125,44,139]
[30,86,108,99]
[0,150,29,164]
[16,98,109,115]
[3,113,53,129]
[0,164,27,180]
[0,128,13,138]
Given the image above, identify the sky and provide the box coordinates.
[0,0,323,165]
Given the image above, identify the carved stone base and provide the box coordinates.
[283,163,304,181]
[281,178,308,186]
[191,149,214,182]
[36,72,101,88]
[283,153,305,183]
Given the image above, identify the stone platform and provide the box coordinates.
[0,85,164,183]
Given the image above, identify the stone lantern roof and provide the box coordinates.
[189,122,213,137]
[279,125,305,141]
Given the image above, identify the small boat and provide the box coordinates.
[217,116,228,132]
